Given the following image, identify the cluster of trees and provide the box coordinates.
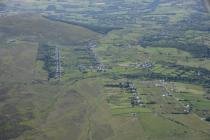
[44,15,122,34]
[206,117,210,122]
[124,64,210,87]
[37,44,56,80]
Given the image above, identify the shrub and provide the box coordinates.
[206,117,210,122]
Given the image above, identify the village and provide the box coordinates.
[77,42,106,73]
[118,82,143,107]
[104,78,193,116]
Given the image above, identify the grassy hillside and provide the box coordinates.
[4,78,208,140]
[0,14,99,45]
[0,13,101,140]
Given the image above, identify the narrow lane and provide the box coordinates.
[55,47,61,80]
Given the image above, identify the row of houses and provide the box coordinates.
[119,82,143,107]
[128,60,154,69]
[78,42,106,73]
